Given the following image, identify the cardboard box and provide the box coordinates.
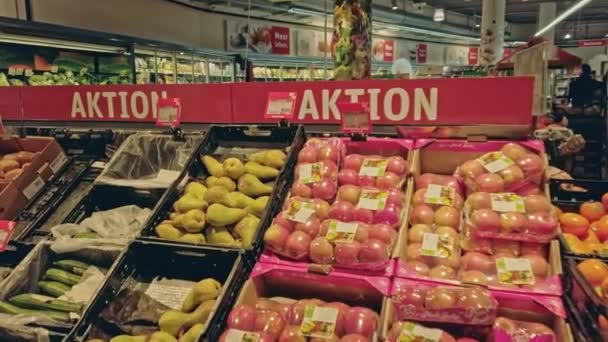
[0,136,67,220]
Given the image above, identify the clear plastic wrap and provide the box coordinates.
[464,192,558,243]
[291,138,345,201]
[455,142,545,194]
[333,185,405,227]
[491,317,556,342]
[339,153,408,188]
[386,321,457,342]
[96,134,202,189]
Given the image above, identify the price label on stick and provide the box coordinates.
[339,102,371,134]
[0,221,16,252]
[156,98,181,127]
[265,92,296,119]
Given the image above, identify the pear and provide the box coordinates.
[203,186,229,204]
[184,182,207,200]
[174,193,208,213]
[155,223,184,240]
[149,331,177,342]
[109,336,147,342]
[249,149,287,169]
[173,209,206,233]
[201,155,225,177]
[179,233,206,244]
[159,310,191,336]
[206,203,247,226]
[237,174,273,197]
[187,299,216,325]
[205,226,238,246]
[222,157,245,180]
[179,323,205,342]
[244,161,280,180]
[244,196,269,217]
[206,176,236,192]
[234,216,261,248]
[181,278,221,312]
[222,192,255,209]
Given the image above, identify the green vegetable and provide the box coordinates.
[53,259,92,275]
[9,293,83,313]
[43,268,81,286]
[0,300,71,322]
[38,281,72,297]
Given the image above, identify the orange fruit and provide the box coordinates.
[581,202,606,222]
[594,217,608,242]
[602,193,608,211]
[585,230,601,244]
[559,213,590,238]
[578,259,608,286]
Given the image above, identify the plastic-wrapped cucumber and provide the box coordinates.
[43,268,81,286]
[38,281,72,297]
[0,300,71,322]
[53,259,91,275]
[9,293,83,313]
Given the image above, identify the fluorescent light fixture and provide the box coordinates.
[434,8,445,22]
[564,33,572,39]
[475,23,480,27]
[391,0,399,10]
[288,7,333,17]
[0,33,126,54]
[378,22,480,41]
[535,0,593,37]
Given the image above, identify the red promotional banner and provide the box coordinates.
[578,39,608,48]
[468,47,479,65]
[0,78,534,126]
[417,44,428,63]
[270,26,290,54]
[384,40,395,62]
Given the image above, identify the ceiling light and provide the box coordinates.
[434,8,445,22]
[535,0,593,37]
[475,23,480,27]
[564,33,572,39]
[391,0,398,10]
[287,7,333,17]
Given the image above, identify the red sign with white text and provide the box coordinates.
[578,39,608,48]
[0,78,534,126]
[468,47,479,65]
[384,40,395,62]
[156,98,181,127]
[271,26,290,54]
[417,44,428,63]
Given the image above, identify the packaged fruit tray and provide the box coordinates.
[139,125,305,255]
[66,240,247,342]
[214,261,389,341]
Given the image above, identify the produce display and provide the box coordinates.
[292,138,344,201]
[0,151,35,181]
[559,197,608,255]
[154,150,285,248]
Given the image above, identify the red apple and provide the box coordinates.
[322,160,339,179]
[397,285,426,308]
[499,212,527,233]
[354,223,370,243]
[386,189,405,207]
[312,178,337,200]
[254,309,286,337]
[471,209,501,232]
[264,224,291,252]
[273,211,295,232]
[358,175,376,187]
[359,239,389,263]
[323,301,350,336]
[493,240,520,256]
[434,206,461,228]
[343,307,378,337]
[340,334,369,342]
[329,201,355,222]
[291,182,312,198]
[412,188,427,207]
[523,194,551,213]
[386,156,408,176]
[369,223,396,245]
[227,304,257,330]
[309,237,334,264]
[501,143,528,161]
[526,212,558,235]
[376,171,401,189]
[500,165,525,187]
[474,173,505,193]
[466,192,492,210]
[220,329,274,342]
[352,207,374,223]
[409,204,435,225]
[318,144,340,163]
[338,169,359,185]
[407,260,430,276]
[344,154,364,171]
[408,224,432,243]
[312,199,331,219]
[460,270,488,285]
[425,287,457,310]
[516,153,544,175]
[337,185,362,205]
[461,252,494,273]
[295,216,321,237]
[335,241,361,265]
[290,299,324,325]
[298,147,318,163]
[285,231,312,259]
[278,325,306,342]
[429,265,456,279]
[459,160,485,179]
[374,204,401,226]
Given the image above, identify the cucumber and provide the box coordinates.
[0,300,71,322]
[43,268,81,286]
[38,281,71,297]
[53,259,92,276]
[9,293,83,313]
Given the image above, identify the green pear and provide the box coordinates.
[222,192,255,209]
[244,161,280,180]
[186,299,216,325]
[201,155,225,177]
[245,196,269,217]
[206,203,247,226]
[184,182,207,200]
[179,323,205,342]
[203,186,229,204]
[179,233,206,244]
[181,278,221,312]
[149,331,177,342]
[234,216,260,248]
[249,149,286,169]
[205,226,238,246]
[222,157,245,180]
[174,193,208,213]
[109,336,147,342]
[237,174,273,197]
[155,223,184,240]
[173,209,206,233]
[206,176,236,191]
[159,310,191,336]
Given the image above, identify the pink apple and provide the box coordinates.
[352,207,374,223]
[337,185,362,205]
[358,175,376,187]
[318,144,340,163]
[338,169,359,185]
[254,309,286,337]
[397,285,426,308]
[273,211,295,232]
[434,206,461,228]
[278,325,306,342]
[474,173,505,193]
[329,201,355,222]
[386,156,408,176]
[335,241,361,265]
[298,147,318,163]
[264,224,291,252]
[295,216,321,237]
[354,223,370,243]
[285,231,312,259]
[227,304,257,330]
[312,198,331,219]
[344,154,364,171]
[324,302,350,336]
[386,189,405,207]
[344,307,378,337]
[374,204,401,226]
[290,299,325,325]
[340,334,369,342]
[311,178,337,200]
[309,237,334,264]
[409,204,435,225]
[359,239,389,263]
[291,182,312,198]
[369,223,396,245]
[322,160,339,179]
[376,171,401,189]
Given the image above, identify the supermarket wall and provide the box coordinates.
[564,46,608,75]
[0,0,25,19]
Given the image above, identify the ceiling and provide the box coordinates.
[423,0,608,40]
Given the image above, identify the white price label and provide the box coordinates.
[356,189,388,210]
[326,221,358,243]
[225,329,260,342]
[25,69,33,77]
[50,153,68,173]
[399,322,443,341]
[298,163,322,184]
[490,193,525,213]
[284,201,316,223]
[424,184,455,207]
[23,176,45,200]
[301,305,338,337]
[158,105,179,123]
[478,152,514,173]
[267,98,294,116]
[496,257,535,285]
[420,233,454,258]
[359,158,387,177]
[144,278,196,310]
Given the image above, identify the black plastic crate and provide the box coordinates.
[138,125,305,257]
[550,178,608,213]
[564,294,602,342]
[66,240,247,341]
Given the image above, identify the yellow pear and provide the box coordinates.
[173,209,206,233]
[149,331,177,342]
[245,196,269,217]
[159,310,191,336]
[237,174,273,197]
[223,157,245,180]
[174,193,208,213]
[187,299,216,325]
[205,226,238,246]
[206,203,247,226]
[179,233,206,244]
[181,278,221,312]
[109,336,147,342]
[203,186,229,204]
[234,216,260,248]
[206,176,236,192]
[156,223,184,240]
[184,182,207,200]
[222,192,255,209]
[179,323,205,342]
[249,149,286,169]
[244,161,280,180]
[201,155,225,177]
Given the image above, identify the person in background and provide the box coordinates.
[568,64,604,113]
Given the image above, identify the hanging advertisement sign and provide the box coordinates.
[578,39,608,48]
[373,38,395,62]
[417,44,428,63]
[296,29,333,58]
[226,20,290,55]
[468,47,479,65]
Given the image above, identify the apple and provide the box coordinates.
[278,325,306,342]
[254,309,286,337]
[322,160,339,179]
[309,237,334,264]
[340,334,369,342]
[516,153,544,175]
[416,173,437,190]
[220,329,274,342]
[318,144,340,163]
[526,212,558,235]
[359,239,389,263]
[353,223,369,243]
[335,241,361,265]
[329,201,355,222]
[406,243,425,262]
[295,216,321,237]
[435,226,459,240]
[369,223,396,245]
[352,207,374,223]
[499,212,527,233]
[290,299,324,324]
[285,231,313,259]
[312,178,337,200]
[407,260,430,276]
[273,211,295,232]
[466,192,492,210]
[312,199,331,219]
[523,194,551,213]
[298,147,318,163]
[457,288,494,310]
[374,204,401,226]
[344,154,364,171]
[471,209,501,232]
[474,173,505,193]
[397,285,426,308]
[227,304,257,330]
[499,165,525,187]
[459,270,488,285]
[358,175,376,187]
[412,189,427,207]
[409,204,435,225]
[461,252,494,273]
[459,160,485,179]
[501,143,528,161]
[386,156,408,176]
[264,224,291,252]
[323,302,350,336]
[425,287,457,310]
[291,182,312,198]
[429,265,456,279]
[523,254,549,277]
[338,169,359,185]
[311,337,339,342]
[434,206,461,228]
[344,307,378,337]
[493,240,520,256]
[337,185,362,205]
[376,172,401,189]
[275,303,293,323]
[520,242,546,257]
[408,224,432,243]
[436,252,461,269]
[386,189,405,207]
